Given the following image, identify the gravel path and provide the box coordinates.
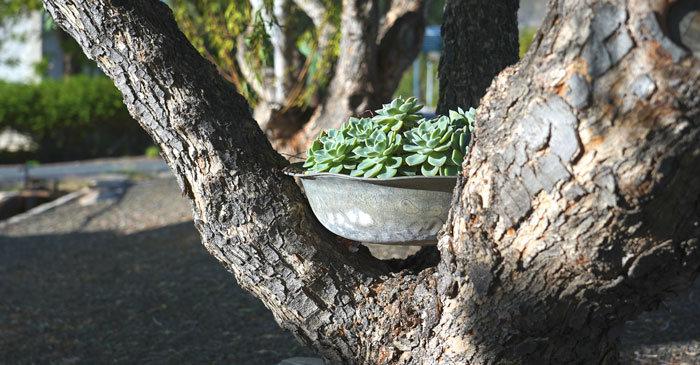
[0,178,314,364]
[1,176,698,363]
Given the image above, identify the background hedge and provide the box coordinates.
[0,75,153,163]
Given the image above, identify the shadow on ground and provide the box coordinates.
[1,209,699,364]
[0,222,315,364]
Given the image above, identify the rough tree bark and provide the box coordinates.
[437,0,520,113]
[43,0,700,363]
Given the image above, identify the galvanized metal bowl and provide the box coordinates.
[286,167,457,245]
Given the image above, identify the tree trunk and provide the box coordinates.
[282,0,427,155]
[437,0,520,113]
[238,0,427,156]
[43,0,700,363]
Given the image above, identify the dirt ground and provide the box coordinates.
[1,177,698,364]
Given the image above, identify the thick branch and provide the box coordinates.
[375,0,427,100]
[434,0,700,362]
[41,0,700,363]
[40,1,417,362]
[437,0,519,113]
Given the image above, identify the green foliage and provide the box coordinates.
[0,75,124,138]
[170,0,341,108]
[519,27,538,58]
[0,76,152,162]
[0,0,43,20]
[303,97,476,178]
[144,145,161,158]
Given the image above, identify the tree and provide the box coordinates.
[42,0,700,363]
[170,0,428,155]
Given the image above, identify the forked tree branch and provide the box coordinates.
[41,0,700,363]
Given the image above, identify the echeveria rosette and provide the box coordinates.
[448,106,476,133]
[403,115,471,176]
[345,117,376,143]
[349,129,403,178]
[302,96,475,178]
[303,129,358,174]
[371,96,424,133]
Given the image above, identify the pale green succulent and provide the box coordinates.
[345,117,376,143]
[371,96,424,132]
[402,112,471,176]
[448,107,476,132]
[303,97,476,178]
[303,129,358,174]
[349,130,403,178]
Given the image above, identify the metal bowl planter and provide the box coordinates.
[286,168,457,245]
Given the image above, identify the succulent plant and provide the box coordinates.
[303,96,476,178]
[448,107,476,132]
[345,117,376,143]
[303,129,358,174]
[371,96,424,132]
[402,107,475,176]
[349,129,403,178]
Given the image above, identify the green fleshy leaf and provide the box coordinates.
[429,127,441,141]
[441,165,459,176]
[428,152,447,167]
[309,140,322,153]
[384,143,400,156]
[421,163,439,176]
[405,153,428,166]
[377,167,397,178]
[357,158,376,170]
[451,149,464,165]
[352,146,371,157]
[314,151,334,163]
[451,133,460,150]
[385,156,402,169]
[439,128,454,144]
[433,143,450,152]
[403,144,423,152]
[409,104,424,113]
[350,169,365,177]
[315,162,331,172]
[363,163,383,178]
[460,131,470,150]
[329,164,344,174]
[302,157,315,168]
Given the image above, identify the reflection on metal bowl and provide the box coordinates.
[287,169,457,245]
